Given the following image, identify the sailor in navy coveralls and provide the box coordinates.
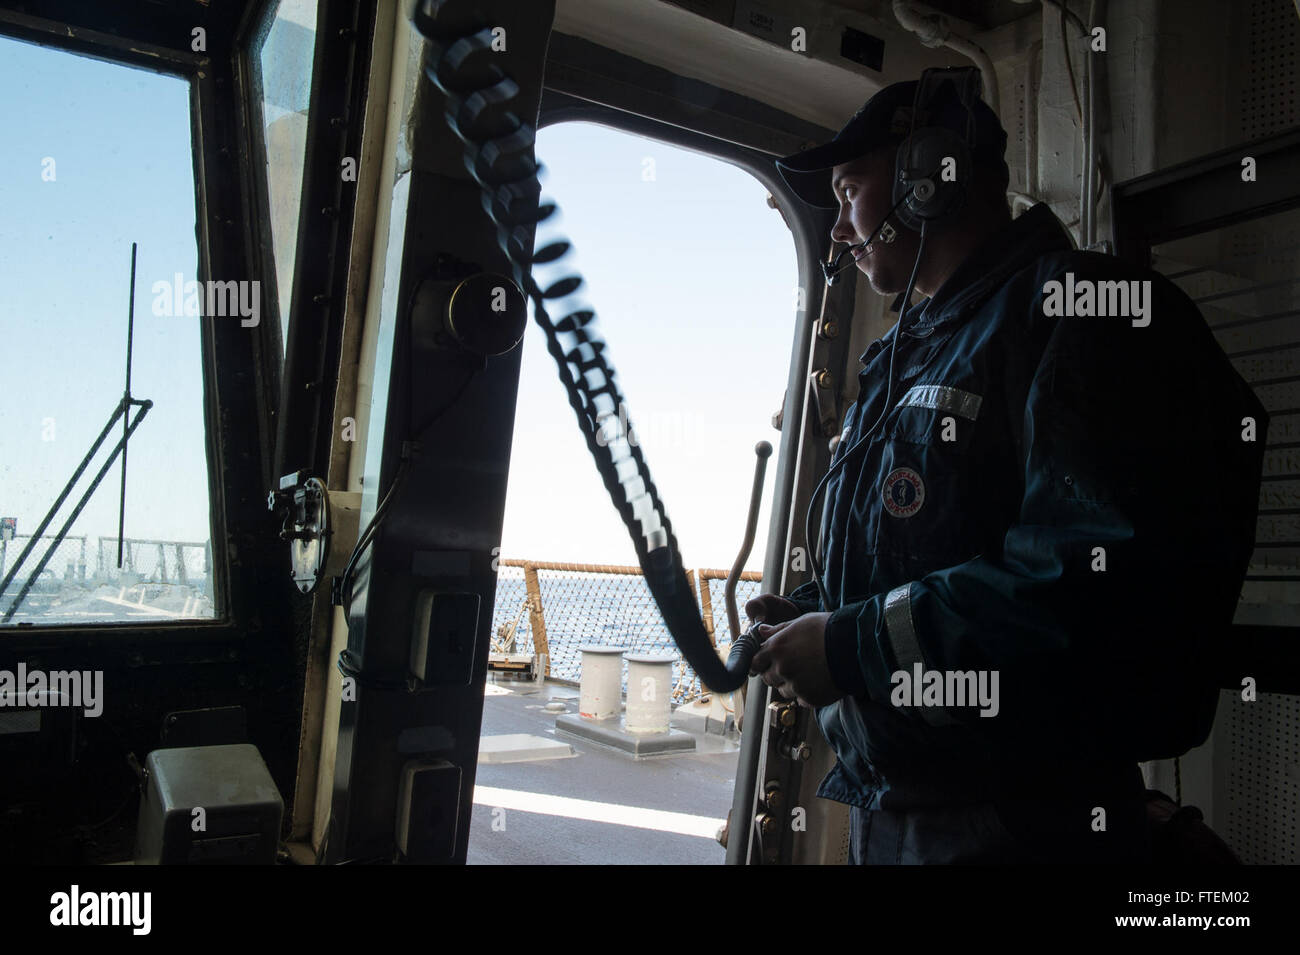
[747,78,1266,864]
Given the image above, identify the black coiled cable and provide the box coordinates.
[411,0,758,691]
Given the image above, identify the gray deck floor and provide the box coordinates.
[467,677,739,865]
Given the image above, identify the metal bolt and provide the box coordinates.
[820,319,838,339]
[815,369,832,389]
[769,701,796,728]
[764,783,784,811]
[782,740,810,761]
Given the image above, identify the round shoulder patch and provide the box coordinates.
[882,467,925,518]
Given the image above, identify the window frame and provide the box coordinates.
[0,2,284,648]
[237,0,370,484]
[238,0,292,384]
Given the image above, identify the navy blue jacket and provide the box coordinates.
[787,204,1267,811]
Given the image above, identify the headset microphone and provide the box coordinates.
[821,241,868,286]
[822,192,909,286]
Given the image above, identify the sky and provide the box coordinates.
[0,26,802,584]
[502,123,799,570]
[0,35,210,568]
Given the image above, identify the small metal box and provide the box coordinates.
[134,743,283,865]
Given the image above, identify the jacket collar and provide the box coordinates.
[908,203,1073,331]
[858,203,1073,361]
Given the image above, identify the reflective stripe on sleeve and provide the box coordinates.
[883,583,959,727]
[884,583,923,671]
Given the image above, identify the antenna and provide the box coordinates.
[1,243,152,622]
[118,242,136,568]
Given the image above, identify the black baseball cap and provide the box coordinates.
[776,78,1008,210]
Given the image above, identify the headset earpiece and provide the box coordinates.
[890,66,983,233]
[892,127,971,231]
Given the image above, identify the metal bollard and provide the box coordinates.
[578,646,625,721]
[625,653,676,734]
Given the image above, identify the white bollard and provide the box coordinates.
[625,653,676,734]
[578,646,625,721]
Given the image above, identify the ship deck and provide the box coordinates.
[467,675,740,865]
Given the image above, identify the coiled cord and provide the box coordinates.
[411,0,757,691]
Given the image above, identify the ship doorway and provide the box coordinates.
[468,121,798,864]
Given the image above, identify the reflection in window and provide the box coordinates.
[0,36,215,625]
[249,0,319,357]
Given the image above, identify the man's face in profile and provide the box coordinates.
[830,147,918,296]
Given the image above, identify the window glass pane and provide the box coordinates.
[249,0,318,358]
[0,37,215,626]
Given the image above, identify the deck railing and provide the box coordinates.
[0,534,210,587]
[492,558,763,700]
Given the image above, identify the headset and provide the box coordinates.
[892,66,982,231]
[820,66,982,281]
[806,65,986,610]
